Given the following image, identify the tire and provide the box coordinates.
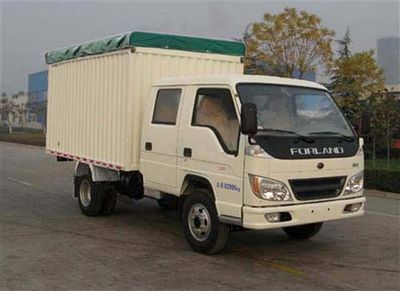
[283,222,323,239]
[157,194,179,211]
[76,175,104,216]
[101,185,117,215]
[182,189,229,254]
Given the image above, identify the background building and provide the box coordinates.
[377,37,400,85]
[27,70,48,127]
[0,92,29,129]
[385,84,400,100]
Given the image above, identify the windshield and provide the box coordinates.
[236,83,354,137]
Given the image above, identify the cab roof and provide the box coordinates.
[155,75,328,91]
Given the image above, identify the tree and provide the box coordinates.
[244,7,335,78]
[366,92,381,167]
[337,27,351,59]
[0,97,15,134]
[373,90,400,165]
[329,30,399,165]
[330,29,385,132]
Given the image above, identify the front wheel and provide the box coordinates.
[283,222,323,239]
[182,190,229,254]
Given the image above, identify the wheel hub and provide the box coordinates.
[188,203,211,242]
[79,179,91,207]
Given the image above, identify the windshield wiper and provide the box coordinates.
[309,131,355,142]
[255,128,315,143]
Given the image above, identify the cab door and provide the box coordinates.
[177,86,245,218]
[140,87,183,193]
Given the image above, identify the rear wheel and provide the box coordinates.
[76,175,104,216]
[283,222,323,239]
[182,190,229,254]
[101,185,117,215]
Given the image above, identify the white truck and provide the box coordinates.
[46,31,365,254]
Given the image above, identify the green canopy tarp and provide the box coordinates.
[46,31,245,64]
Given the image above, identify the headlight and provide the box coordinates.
[249,174,292,201]
[344,171,364,195]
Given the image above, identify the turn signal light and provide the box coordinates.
[344,202,362,213]
[265,213,281,222]
[264,212,292,222]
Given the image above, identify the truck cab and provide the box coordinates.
[139,74,365,253]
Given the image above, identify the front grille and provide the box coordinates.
[289,176,346,201]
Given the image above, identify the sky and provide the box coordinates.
[1,0,399,92]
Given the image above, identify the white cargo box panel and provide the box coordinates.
[46,47,243,171]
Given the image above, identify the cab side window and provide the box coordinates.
[152,89,182,125]
[192,88,239,154]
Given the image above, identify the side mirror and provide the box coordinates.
[241,103,258,135]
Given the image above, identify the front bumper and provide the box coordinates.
[242,196,365,230]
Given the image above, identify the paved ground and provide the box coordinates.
[1,142,399,291]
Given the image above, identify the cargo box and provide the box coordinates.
[46,31,245,171]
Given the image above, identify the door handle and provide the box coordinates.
[145,142,152,151]
[183,147,192,157]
